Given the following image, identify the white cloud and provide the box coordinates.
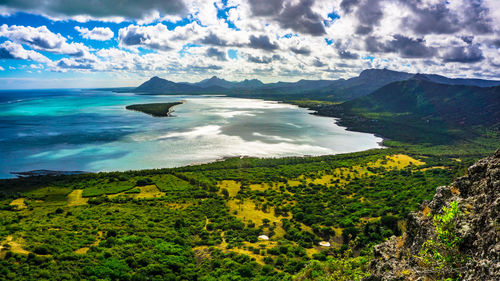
[0,24,89,56]
[75,26,114,41]
[0,41,50,62]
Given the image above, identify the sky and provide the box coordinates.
[0,0,499,89]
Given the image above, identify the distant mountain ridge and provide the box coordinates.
[132,69,500,101]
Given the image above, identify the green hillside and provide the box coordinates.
[344,77,500,127]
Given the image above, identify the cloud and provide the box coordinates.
[0,24,89,56]
[200,33,228,46]
[248,35,279,51]
[340,0,383,35]
[0,41,50,62]
[206,47,227,61]
[365,35,436,58]
[401,1,460,35]
[118,23,173,51]
[0,0,186,21]
[56,58,94,70]
[75,26,114,41]
[290,46,311,55]
[334,40,359,59]
[0,0,499,82]
[247,54,281,64]
[248,0,326,36]
[313,58,326,67]
[118,22,207,51]
[443,45,484,63]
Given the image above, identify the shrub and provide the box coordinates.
[417,201,467,280]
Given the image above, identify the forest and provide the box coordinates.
[0,146,478,280]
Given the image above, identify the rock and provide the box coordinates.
[364,150,500,281]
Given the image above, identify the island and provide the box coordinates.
[125,101,184,117]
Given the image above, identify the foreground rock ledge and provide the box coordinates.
[364,150,500,281]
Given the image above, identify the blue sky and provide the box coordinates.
[0,0,499,89]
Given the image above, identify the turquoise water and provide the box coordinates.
[0,90,382,178]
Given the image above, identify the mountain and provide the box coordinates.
[366,151,500,281]
[303,68,415,101]
[132,70,500,101]
[305,69,500,101]
[232,78,264,89]
[133,76,202,94]
[306,77,500,146]
[262,79,337,91]
[343,77,500,127]
[194,76,235,89]
[413,73,500,87]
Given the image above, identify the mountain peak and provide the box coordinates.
[411,73,432,81]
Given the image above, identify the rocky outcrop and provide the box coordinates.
[365,150,500,281]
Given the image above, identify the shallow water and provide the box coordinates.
[0,89,382,178]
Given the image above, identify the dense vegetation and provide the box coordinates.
[0,147,476,280]
[126,102,184,117]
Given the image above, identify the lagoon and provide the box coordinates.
[0,90,382,178]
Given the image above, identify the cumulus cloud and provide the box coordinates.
[206,47,227,61]
[290,46,311,55]
[248,35,279,51]
[200,33,228,46]
[75,26,114,41]
[0,24,89,56]
[248,0,326,36]
[443,45,484,63]
[247,54,281,64]
[365,35,436,58]
[118,23,173,51]
[0,0,186,21]
[0,41,50,62]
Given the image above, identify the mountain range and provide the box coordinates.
[132,69,500,102]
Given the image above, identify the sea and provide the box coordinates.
[0,89,383,178]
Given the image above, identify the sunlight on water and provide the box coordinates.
[0,90,382,178]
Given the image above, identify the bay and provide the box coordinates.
[0,90,382,178]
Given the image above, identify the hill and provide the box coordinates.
[305,77,499,151]
[344,77,500,127]
[133,76,227,94]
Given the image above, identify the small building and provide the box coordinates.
[319,241,331,247]
[258,235,269,241]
